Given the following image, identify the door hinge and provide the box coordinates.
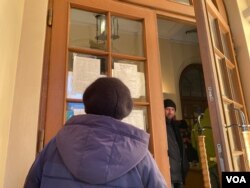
[47,8,53,27]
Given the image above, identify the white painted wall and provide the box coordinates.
[0,0,25,186]
[0,0,48,187]
[159,39,201,119]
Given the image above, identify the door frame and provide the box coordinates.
[40,0,249,187]
[193,0,249,173]
[42,0,170,185]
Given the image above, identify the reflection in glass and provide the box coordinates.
[224,103,242,151]
[112,17,144,56]
[69,8,107,50]
[112,59,146,101]
[221,31,233,62]
[208,14,221,51]
[215,57,231,98]
[229,68,242,104]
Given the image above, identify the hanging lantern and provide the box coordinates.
[111,16,119,40]
[95,15,119,41]
[95,14,106,41]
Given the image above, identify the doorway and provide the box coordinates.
[157,18,220,188]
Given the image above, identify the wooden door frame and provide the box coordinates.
[194,0,230,174]
[41,0,246,186]
[193,0,249,174]
[42,0,170,185]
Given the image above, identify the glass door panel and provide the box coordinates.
[111,17,144,57]
[229,68,243,104]
[215,56,231,98]
[193,0,249,172]
[67,7,149,129]
[208,14,222,52]
[69,9,107,50]
[45,0,169,184]
[221,31,233,62]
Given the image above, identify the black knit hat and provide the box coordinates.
[164,99,176,110]
[83,77,133,120]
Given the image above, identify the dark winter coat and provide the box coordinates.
[24,114,167,188]
[166,119,189,184]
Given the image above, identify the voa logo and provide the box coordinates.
[226,176,246,183]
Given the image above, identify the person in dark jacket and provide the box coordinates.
[164,99,189,188]
[24,77,167,188]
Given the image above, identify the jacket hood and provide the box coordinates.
[56,114,149,184]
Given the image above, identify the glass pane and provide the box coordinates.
[122,106,148,131]
[208,14,222,51]
[112,59,146,102]
[169,0,191,5]
[67,52,107,99]
[229,68,242,104]
[66,102,85,121]
[112,17,144,56]
[233,155,245,171]
[224,103,242,151]
[215,57,231,98]
[69,8,107,50]
[221,31,233,62]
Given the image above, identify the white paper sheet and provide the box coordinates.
[67,71,83,99]
[113,63,145,98]
[122,109,145,130]
[138,72,146,97]
[73,109,85,115]
[72,56,101,93]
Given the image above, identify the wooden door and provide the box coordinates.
[193,0,249,174]
[43,0,170,184]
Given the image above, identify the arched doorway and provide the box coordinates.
[179,63,207,127]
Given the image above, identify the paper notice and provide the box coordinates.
[122,109,145,130]
[113,62,145,98]
[72,56,101,93]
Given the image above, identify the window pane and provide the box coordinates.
[229,68,242,104]
[112,59,146,102]
[112,17,144,56]
[221,31,233,62]
[215,57,231,98]
[208,14,222,52]
[69,8,107,50]
[224,103,242,151]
